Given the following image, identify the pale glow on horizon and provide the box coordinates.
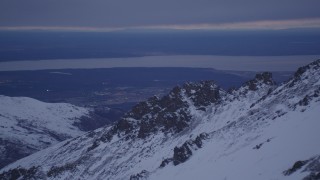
[1,18,320,32]
[151,18,320,30]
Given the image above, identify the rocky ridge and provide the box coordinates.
[1,60,319,180]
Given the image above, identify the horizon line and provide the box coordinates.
[1,18,320,32]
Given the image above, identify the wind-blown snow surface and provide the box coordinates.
[1,60,320,180]
[0,96,90,168]
[150,100,320,180]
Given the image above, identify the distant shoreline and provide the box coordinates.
[0,55,319,72]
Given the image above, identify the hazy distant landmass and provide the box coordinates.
[0,55,318,72]
[0,67,292,105]
[0,29,320,62]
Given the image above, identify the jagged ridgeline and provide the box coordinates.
[1,59,320,180]
[98,80,225,141]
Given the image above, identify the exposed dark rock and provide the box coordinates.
[173,143,193,166]
[294,59,320,78]
[252,88,275,108]
[243,72,275,91]
[129,82,221,138]
[102,81,220,141]
[253,143,263,150]
[227,87,236,94]
[161,133,208,167]
[183,81,222,107]
[127,102,153,120]
[197,107,206,111]
[302,156,320,180]
[303,172,320,180]
[284,160,308,176]
[173,133,208,165]
[88,85,190,145]
[138,120,156,138]
[87,140,100,152]
[115,119,134,134]
[46,156,90,178]
[253,138,272,150]
[299,95,311,106]
[289,59,320,87]
[160,158,174,168]
[255,72,275,85]
[47,163,77,178]
[0,166,41,180]
[284,155,320,180]
[105,118,135,140]
[194,133,208,148]
[294,94,316,109]
[158,93,186,113]
[130,170,149,180]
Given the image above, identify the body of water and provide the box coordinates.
[0,55,319,71]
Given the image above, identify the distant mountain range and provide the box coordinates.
[1,59,319,179]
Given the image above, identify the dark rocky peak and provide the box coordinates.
[255,72,274,84]
[288,59,320,87]
[102,87,190,141]
[125,96,160,120]
[99,81,223,142]
[182,81,223,107]
[294,59,320,78]
[243,72,275,91]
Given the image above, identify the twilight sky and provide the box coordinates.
[1,0,320,31]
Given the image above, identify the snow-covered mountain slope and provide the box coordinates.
[1,60,320,180]
[0,96,93,169]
